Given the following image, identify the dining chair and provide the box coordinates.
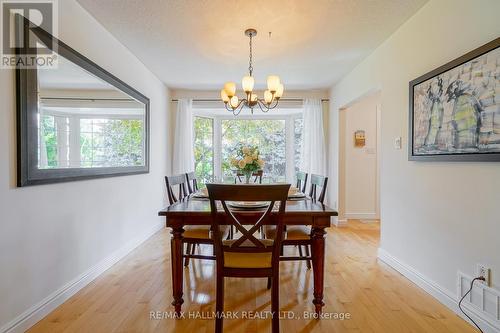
[296,170,308,193]
[234,170,263,184]
[264,174,328,270]
[165,174,214,267]
[283,174,328,268]
[185,171,199,194]
[206,183,290,333]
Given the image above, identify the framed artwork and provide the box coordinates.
[409,37,500,161]
[354,130,366,147]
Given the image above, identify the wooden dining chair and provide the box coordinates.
[234,170,263,184]
[206,183,290,333]
[282,174,328,268]
[296,171,308,193]
[264,174,328,270]
[165,174,214,267]
[185,171,199,194]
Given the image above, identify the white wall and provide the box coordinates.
[0,1,171,331]
[329,0,500,307]
[339,92,380,220]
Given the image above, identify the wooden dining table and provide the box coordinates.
[158,195,338,315]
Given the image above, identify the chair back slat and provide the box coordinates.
[296,171,308,193]
[235,170,264,184]
[253,170,263,184]
[165,174,188,205]
[185,171,198,194]
[206,184,290,266]
[308,174,328,203]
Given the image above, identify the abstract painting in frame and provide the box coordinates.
[409,38,500,161]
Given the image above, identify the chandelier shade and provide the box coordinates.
[220,28,284,115]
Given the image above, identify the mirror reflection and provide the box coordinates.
[37,56,146,169]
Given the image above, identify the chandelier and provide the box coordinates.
[220,29,284,115]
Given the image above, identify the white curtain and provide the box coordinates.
[173,99,195,174]
[300,99,326,176]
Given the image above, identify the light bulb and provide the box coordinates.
[242,75,254,93]
[275,83,284,98]
[250,93,258,102]
[224,82,236,97]
[230,95,239,108]
[267,75,280,92]
[220,89,229,102]
[264,90,273,104]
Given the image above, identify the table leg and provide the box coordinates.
[170,225,184,315]
[311,226,326,314]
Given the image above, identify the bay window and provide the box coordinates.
[193,112,302,184]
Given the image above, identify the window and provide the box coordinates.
[193,113,302,184]
[221,119,286,182]
[294,117,303,174]
[39,109,145,169]
[193,116,214,184]
[80,118,144,167]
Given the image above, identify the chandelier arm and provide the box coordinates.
[256,100,271,113]
[234,100,247,116]
[268,98,280,109]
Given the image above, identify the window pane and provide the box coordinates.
[194,117,214,185]
[294,117,303,175]
[221,119,286,183]
[39,114,58,168]
[80,118,145,168]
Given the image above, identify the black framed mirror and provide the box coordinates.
[16,15,150,186]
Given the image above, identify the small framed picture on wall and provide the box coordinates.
[354,130,366,147]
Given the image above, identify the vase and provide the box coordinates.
[243,170,252,184]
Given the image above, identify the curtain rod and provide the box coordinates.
[41,97,135,102]
[171,98,329,102]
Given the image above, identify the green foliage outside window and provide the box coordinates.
[40,114,144,168]
[194,117,214,186]
[222,119,286,182]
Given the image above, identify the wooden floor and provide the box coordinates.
[28,220,477,333]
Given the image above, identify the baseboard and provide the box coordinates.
[333,218,348,227]
[344,212,378,220]
[378,248,500,333]
[1,221,164,333]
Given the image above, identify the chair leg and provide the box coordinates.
[267,277,272,290]
[215,275,224,333]
[305,245,312,270]
[184,243,191,267]
[271,273,280,333]
[298,244,303,258]
[191,243,196,255]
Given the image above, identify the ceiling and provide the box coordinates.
[76,0,427,90]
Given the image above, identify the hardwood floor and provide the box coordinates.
[28,220,477,333]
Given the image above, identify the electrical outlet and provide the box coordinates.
[476,264,491,286]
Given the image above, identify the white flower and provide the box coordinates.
[242,147,250,154]
[230,158,238,167]
[244,155,253,164]
[252,152,258,159]
[257,158,265,167]
[238,159,246,169]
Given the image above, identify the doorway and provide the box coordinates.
[339,91,381,224]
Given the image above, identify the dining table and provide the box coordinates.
[158,192,338,315]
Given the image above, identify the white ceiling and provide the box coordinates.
[76,0,427,90]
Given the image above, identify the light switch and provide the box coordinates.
[394,137,402,150]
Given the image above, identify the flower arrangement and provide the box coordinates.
[230,145,264,183]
